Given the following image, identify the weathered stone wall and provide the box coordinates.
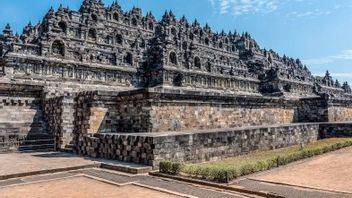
[131,88,298,132]
[297,97,328,122]
[150,103,295,132]
[297,97,352,123]
[76,123,320,166]
[75,88,298,133]
[319,122,352,138]
[44,95,75,150]
[74,92,94,147]
[73,91,151,136]
[0,84,51,152]
[328,107,352,122]
[327,99,352,122]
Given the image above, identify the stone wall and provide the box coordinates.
[327,99,352,122]
[150,103,295,132]
[76,123,320,166]
[319,122,352,138]
[74,91,151,134]
[44,95,75,150]
[328,107,352,122]
[297,97,352,123]
[297,97,328,122]
[75,88,299,133]
[0,83,52,152]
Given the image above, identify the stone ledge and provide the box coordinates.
[95,122,323,137]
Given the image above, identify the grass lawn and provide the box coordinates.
[160,138,352,183]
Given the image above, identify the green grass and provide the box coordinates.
[160,138,352,183]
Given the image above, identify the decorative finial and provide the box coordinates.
[49,6,54,13]
[5,23,11,30]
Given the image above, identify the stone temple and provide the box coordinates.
[1,0,352,166]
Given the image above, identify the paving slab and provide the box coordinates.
[236,179,351,198]
[0,152,151,180]
[245,146,352,195]
[0,176,184,198]
[0,152,99,179]
[0,168,248,198]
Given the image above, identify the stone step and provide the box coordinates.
[20,139,54,146]
[18,144,55,152]
[58,143,75,153]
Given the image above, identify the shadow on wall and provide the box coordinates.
[0,86,53,152]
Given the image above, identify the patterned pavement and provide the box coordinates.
[0,168,249,198]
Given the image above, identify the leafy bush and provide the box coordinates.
[170,138,352,183]
[159,161,183,175]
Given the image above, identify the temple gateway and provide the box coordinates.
[0,0,351,166]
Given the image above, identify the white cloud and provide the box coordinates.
[209,0,216,7]
[331,50,352,60]
[213,0,281,16]
[209,0,336,17]
[303,50,352,65]
[331,73,352,78]
[286,9,331,18]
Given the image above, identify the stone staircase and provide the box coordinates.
[0,122,54,153]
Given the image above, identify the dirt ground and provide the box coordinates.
[0,176,183,198]
[250,146,352,193]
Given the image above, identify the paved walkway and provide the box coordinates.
[0,152,152,179]
[0,152,251,198]
[0,169,249,198]
[232,146,352,198]
[0,152,98,179]
[0,176,182,198]
[250,146,352,193]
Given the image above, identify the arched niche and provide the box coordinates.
[219,42,223,49]
[58,21,67,33]
[171,27,177,36]
[204,37,209,45]
[131,18,138,26]
[51,40,65,57]
[113,13,119,21]
[206,62,212,72]
[148,22,154,30]
[116,34,123,45]
[88,29,97,40]
[169,51,177,65]
[124,52,133,65]
[91,13,98,22]
[194,57,201,68]
[105,35,113,45]
[182,41,188,50]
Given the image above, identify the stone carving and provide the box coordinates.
[0,0,350,99]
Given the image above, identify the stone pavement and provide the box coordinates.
[2,149,352,198]
[0,152,152,179]
[0,152,99,179]
[0,169,250,198]
[232,146,352,198]
[0,176,182,198]
[0,152,252,198]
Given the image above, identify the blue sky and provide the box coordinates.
[0,0,352,83]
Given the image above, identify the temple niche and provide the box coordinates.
[51,40,65,57]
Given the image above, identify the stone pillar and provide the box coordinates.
[60,95,75,150]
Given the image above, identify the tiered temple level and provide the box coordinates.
[0,0,350,98]
[1,0,352,161]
